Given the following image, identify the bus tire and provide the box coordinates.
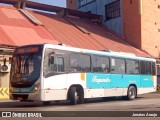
[127,86,137,100]
[77,87,84,104]
[69,86,84,105]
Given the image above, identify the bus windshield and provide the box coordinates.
[10,46,43,87]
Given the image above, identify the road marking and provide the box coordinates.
[0,88,9,99]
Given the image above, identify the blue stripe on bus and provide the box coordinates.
[86,73,111,89]
[140,75,154,87]
[86,73,153,89]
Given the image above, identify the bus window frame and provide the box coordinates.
[91,55,110,74]
[43,49,67,78]
[140,61,152,76]
[69,53,91,73]
[126,59,140,75]
[110,57,126,74]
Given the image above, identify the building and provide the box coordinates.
[67,0,160,58]
[0,4,58,99]
[0,0,151,99]
[67,0,123,35]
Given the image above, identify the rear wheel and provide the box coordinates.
[68,86,84,105]
[127,86,137,100]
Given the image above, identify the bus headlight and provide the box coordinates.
[32,84,40,93]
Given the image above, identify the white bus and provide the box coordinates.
[10,44,157,105]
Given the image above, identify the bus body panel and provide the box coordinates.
[42,74,67,101]
[84,88,128,98]
[122,74,141,88]
[86,73,111,89]
[137,87,156,95]
[140,75,154,87]
[9,44,157,102]
[66,73,86,88]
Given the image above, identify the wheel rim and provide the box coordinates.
[75,92,79,103]
[130,88,135,99]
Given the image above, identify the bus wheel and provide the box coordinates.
[69,86,84,105]
[127,86,137,100]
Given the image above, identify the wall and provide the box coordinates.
[67,0,160,58]
[68,0,123,35]
[0,55,11,99]
[78,1,97,13]
[141,0,160,57]
[122,0,141,49]
[66,0,77,10]
[101,0,123,35]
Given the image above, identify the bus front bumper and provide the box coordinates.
[9,91,41,101]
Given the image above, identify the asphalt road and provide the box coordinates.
[0,93,160,111]
[0,92,160,120]
[0,92,160,111]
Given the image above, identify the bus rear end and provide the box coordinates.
[9,45,43,101]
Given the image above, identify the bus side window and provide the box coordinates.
[55,57,64,72]
[70,54,81,72]
[81,54,91,72]
[111,58,125,74]
[70,53,91,72]
[44,49,65,74]
[47,55,65,72]
[140,61,145,74]
[92,56,109,73]
[126,60,139,74]
[151,62,156,76]
[140,61,151,75]
[48,56,56,71]
[146,62,151,75]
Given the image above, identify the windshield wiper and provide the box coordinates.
[23,54,33,74]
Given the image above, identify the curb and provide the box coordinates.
[0,99,12,102]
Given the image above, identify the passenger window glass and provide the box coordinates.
[152,62,156,76]
[55,57,64,72]
[81,55,91,72]
[145,62,151,75]
[70,54,81,72]
[126,60,139,74]
[70,54,91,72]
[48,56,64,72]
[44,49,65,75]
[140,61,151,75]
[111,58,125,74]
[92,56,109,73]
[140,61,145,74]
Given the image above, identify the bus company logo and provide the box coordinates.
[2,112,11,117]
[1,112,42,118]
[92,76,111,84]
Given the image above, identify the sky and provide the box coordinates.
[29,0,66,7]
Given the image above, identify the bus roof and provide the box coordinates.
[17,44,155,62]
[42,44,155,62]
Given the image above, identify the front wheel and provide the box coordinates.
[68,87,84,105]
[127,86,137,100]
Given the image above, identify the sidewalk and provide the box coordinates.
[0,99,13,102]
